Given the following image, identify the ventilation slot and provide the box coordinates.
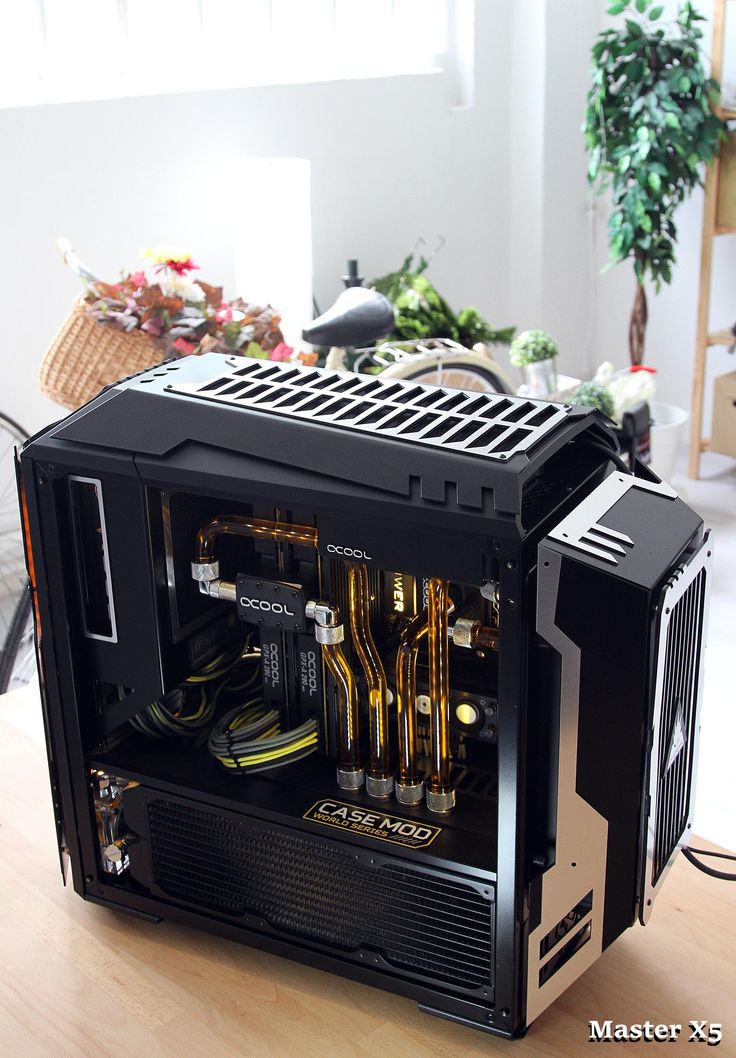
[504,401,536,423]
[314,397,352,418]
[652,567,708,884]
[423,415,461,439]
[437,392,467,411]
[235,383,271,401]
[200,376,233,391]
[527,404,558,428]
[144,798,495,992]
[382,408,421,431]
[445,420,485,445]
[219,380,256,397]
[481,398,512,419]
[490,427,531,452]
[539,891,593,959]
[297,394,332,414]
[400,412,439,435]
[235,361,263,376]
[249,364,283,380]
[465,424,507,450]
[336,401,374,421]
[414,389,447,408]
[331,376,364,393]
[459,396,491,417]
[394,386,424,404]
[538,923,591,986]
[69,477,117,642]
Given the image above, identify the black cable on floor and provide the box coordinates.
[682,846,736,881]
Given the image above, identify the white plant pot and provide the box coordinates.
[649,400,689,484]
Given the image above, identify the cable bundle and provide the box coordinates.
[207,700,319,773]
[129,685,215,738]
[130,639,258,738]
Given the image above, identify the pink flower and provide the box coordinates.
[269,342,293,362]
[141,318,163,336]
[129,271,147,288]
[216,301,233,324]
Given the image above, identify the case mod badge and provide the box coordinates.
[304,800,442,849]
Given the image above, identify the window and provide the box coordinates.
[0,0,459,109]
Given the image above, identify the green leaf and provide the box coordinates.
[607,0,626,12]
[635,0,647,12]
[650,4,664,19]
[648,171,662,193]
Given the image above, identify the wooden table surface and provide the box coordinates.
[1,680,735,1058]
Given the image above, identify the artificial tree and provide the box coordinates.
[584,0,724,365]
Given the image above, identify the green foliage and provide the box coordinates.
[371,255,514,347]
[584,0,725,290]
[509,329,559,367]
[570,381,617,418]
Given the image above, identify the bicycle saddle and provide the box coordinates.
[302,287,395,347]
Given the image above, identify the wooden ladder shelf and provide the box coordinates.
[688,0,736,478]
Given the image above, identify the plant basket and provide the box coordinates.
[39,296,167,410]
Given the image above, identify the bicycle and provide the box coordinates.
[303,265,515,395]
[0,412,34,694]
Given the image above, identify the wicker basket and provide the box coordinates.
[39,297,167,410]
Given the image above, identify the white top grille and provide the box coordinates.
[168,358,571,461]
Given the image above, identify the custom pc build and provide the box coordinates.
[19,353,711,1038]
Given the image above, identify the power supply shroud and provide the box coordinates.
[19,353,711,1038]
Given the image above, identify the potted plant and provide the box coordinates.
[584,0,724,366]
[570,380,617,418]
[509,329,559,397]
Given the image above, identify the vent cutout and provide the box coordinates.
[538,923,591,987]
[539,891,593,959]
[139,796,495,994]
[170,359,570,461]
[641,532,712,923]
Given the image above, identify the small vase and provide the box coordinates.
[521,358,557,398]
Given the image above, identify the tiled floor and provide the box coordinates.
[673,451,736,850]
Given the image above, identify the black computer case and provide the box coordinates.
[18,353,711,1038]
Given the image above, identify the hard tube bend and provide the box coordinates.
[347,563,390,782]
[195,515,317,564]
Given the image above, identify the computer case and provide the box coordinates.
[18,352,712,1038]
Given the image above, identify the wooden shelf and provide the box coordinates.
[708,329,735,347]
[689,0,734,478]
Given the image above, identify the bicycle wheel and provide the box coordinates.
[0,412,32,691]
[378,349,515,395]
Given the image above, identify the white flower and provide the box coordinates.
[159,271,205,303]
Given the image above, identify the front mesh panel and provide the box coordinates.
[147,798,494,991]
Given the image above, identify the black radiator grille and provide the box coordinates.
[146,798,494,990]
[652,566,708,884]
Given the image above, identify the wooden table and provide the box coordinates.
[1,681,735,1058]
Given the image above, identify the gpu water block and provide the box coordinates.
[19,353,711,1039]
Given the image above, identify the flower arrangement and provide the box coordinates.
[508,329,559,368]
[83,246,317,365]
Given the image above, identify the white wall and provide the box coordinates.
[0,1,513,434]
